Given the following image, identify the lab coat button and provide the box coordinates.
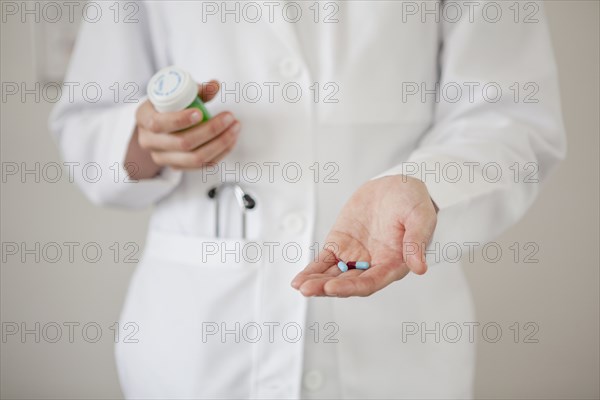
[303,370,324,391]
[279,58,301,78]
[281,213,305,234]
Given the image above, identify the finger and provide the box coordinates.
[139,112,236,152]
[199,121,241,165]
[291,250,337,289]
[298,268,364,297]
[150,121,240,169]
[136,101,203,133]
[204,144,232,165]
[171,140,236,171]
[323,262,409,297]
[198,80,220,102]
[402,202,437,275]
[292,266,341,293]
[298,275,337,297]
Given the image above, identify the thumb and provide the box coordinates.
[402,202,437,275]
[198,80,220,102]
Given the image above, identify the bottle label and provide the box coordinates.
[151,70,183,98]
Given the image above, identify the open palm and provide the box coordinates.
[291,175,438,297]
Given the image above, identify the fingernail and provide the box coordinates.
[223,113,234,125]
[191,111,201,123]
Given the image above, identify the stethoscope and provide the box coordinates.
[208,183,256,239]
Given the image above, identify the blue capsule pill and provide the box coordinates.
[337,261,348,272]
[356,261,370,270]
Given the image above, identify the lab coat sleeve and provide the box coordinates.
[49,2,181,208]
[376,1,566,245]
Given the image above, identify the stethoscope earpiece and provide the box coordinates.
[207,183,256,239]
[207,187,218,199]
[242,194,256,210]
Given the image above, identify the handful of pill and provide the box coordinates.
[337,260,370,272]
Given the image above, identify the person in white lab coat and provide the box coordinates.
[50,1,566,398]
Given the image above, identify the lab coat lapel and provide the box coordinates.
[264,7,303,57]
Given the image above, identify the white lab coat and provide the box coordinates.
[50,1,566,399]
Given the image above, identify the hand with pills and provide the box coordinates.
[291,175,438,297]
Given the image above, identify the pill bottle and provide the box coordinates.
[147,66,211,121]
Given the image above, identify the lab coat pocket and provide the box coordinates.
[116,230,262,399]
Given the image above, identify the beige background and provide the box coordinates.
[1,1,598,399]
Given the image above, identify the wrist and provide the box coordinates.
[125,128,162,180]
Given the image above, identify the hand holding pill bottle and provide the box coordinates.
[125,66,241,179]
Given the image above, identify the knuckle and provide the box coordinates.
[137,131,149,149]
[175,113,189,130]
[177,135,194,152]
[150,152,165,166]
[219,134,233,151]
[147,115,160,132]
[226,137,237,151]
[221,130,236,147]
[209,120,222,138]
[192,151,208,167]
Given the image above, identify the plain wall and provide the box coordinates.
[1,1,598,399]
